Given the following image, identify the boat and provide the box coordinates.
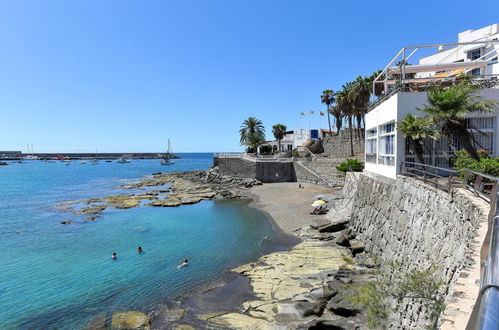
[160,140,175,165]
[116,156,131,163]
[105,160,112,163]
[80,161,87,164]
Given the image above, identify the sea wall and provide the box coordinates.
[213,157,296,183]
[346,172,489,329]
[322,129,364,157]
[213,157,256,178]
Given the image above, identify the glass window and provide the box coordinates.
[380,122,395,134]
[471,68,481,76]
[471,49,481,60]
[367,128,377,138]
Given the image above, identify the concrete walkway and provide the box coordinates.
[248,182,338,235]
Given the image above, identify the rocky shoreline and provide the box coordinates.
[59,167,261,221]
[183,207,378,329]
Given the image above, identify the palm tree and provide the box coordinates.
[351,75,371,139]
[239,117,265,153]
[336,83,356,156]
[419,84,497,161]
[397,114,439,164]
[244,132,266,154]
[321,90,335,133]
[329,105,343,133]
[272,124,287,153]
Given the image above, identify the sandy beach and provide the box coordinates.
[248,182,339,235]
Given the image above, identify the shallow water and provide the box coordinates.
[0,155,279,329]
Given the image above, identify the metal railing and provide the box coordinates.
[367,76,499,112]
[400,161,498,203]
[399,161,499,329]
[214,153,293,163]
[295,146,317,161]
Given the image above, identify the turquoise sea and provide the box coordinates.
[0,154,281,329]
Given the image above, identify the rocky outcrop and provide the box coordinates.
[111,311,150,329]
[197,215,379,329]
[59,167,261,221]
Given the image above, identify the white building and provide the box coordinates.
[365,24,499,179]
[268,128,330,152]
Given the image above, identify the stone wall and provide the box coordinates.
[322,129,364,157]
[294,160,345,188]
[214,157,296,183]
[214,157,256,178]
[345,172,489,329]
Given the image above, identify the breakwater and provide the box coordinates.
[26,152,178,159]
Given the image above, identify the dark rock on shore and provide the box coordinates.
[60,167,261,221]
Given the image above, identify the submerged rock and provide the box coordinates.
[111,311,150,329]
[60,219,72,224]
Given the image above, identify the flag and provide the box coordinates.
[310,110,314,114]
[320,111,325,116]
[300,112,307,115]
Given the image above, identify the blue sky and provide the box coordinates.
[1,0,498,152]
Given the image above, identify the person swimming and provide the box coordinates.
[176,259,188,269]
[112,252,117,260]
[137,246,143,254]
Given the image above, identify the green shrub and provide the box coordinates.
[259,144,272,155]
[336,159,364,172]
[451,150,499,178]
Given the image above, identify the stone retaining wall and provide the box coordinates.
[346,172,489,329]
[213,157,256,178]
[294,161,345,188]
[322,129,364,157]
[214,157,296,183]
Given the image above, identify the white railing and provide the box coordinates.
[296,146,317,161]
[214,153,293,163]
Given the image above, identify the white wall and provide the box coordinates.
[365,89,499,179]
[364,93,399,179]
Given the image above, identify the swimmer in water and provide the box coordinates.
[176,259,188,269]
[137,246,143,254]
[112,252,117,260]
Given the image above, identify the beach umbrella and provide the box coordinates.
[312,200,326,207]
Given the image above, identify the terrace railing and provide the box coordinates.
[214,153,293,163]
[399,161,499,329]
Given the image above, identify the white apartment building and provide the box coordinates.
[268,128,329,152]
[365,24,499,179]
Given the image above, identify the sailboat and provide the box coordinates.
[160,140,175,165]
[117,155,131,163]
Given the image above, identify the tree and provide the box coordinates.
[351,75,372,139]
[329,105,343,133]
[397,114,439,164]
[239,117,266,153]
[336,83,356,156]
[244,132,266,154]
[321,90,335,133]
[272,124,287,153]
[420,83,497,161]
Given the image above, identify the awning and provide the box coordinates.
[388,60,489,74]
[462,43,487,53]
